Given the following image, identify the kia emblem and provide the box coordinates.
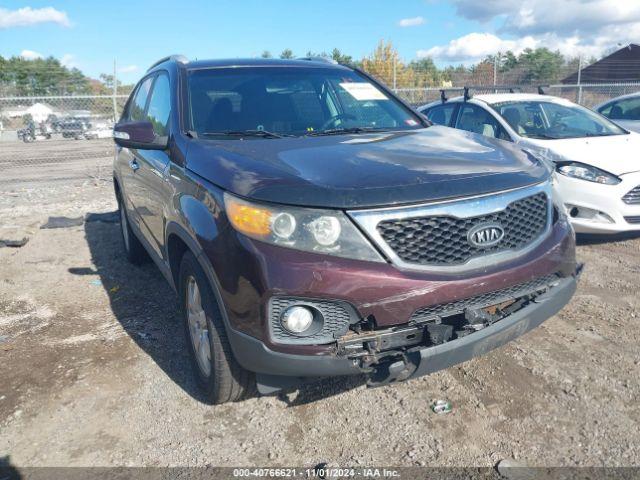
[467,223,505,248]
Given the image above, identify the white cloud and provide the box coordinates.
[451,0,640,36]
[398,16,425,27]
[0,6,70,29]
[118,65,139,73]
[20,49,43,60]
[60,54,77,68]
[418,33,537,62]
[422,1,640,62]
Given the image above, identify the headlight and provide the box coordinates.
[556,162,620,185]
[223,192,385,263]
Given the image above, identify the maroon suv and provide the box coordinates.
[113,55,578,403]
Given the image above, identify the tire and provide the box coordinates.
[117,194,147,265]
[179,251,256,404]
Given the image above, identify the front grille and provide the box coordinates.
[410,274,560,323]
[625,216,640,224]
[376,193,548,266]
[622,186,640,205]
[269,297,354,345]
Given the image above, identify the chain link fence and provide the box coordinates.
[392,82,640,107]
[0,94,131,187]
[2,81,640,188]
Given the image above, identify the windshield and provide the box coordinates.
[187,66,422,137]
[492,100,627,139]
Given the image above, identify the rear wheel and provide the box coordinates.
[179,251,256,404]
[117,194,147,264]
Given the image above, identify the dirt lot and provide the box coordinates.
[1,144,640,468]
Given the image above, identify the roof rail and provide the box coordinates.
[438,88,466,103]
[296,56,338,65]
[147,54,188,72]
[464,85,524,95]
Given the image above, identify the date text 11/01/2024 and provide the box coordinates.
[232,467,401,478]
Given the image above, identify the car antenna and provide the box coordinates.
[537,85,549,95]
[463,86,472,102]
[440,90,448,104]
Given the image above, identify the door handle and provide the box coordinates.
[129,159,140,171]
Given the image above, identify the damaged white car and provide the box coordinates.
[420,92,640,233]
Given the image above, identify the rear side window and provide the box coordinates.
[423,104,456,126]
[456,104,510,141]
[145,74,171,136]
[127,77,153,122]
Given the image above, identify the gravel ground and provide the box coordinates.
[1,148,639,469]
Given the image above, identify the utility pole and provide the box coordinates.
[576,55,583,105]
[112,59,118,121]
[393,53,397,90]
[493,52,501,92]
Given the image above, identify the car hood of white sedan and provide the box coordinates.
[522,132,640,176]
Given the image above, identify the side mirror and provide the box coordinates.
[113,121,168,150]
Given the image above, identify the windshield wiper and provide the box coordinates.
[584,132,621,137]
[306,127,389,136]
[200,129,287,139]
[525,133,560,140]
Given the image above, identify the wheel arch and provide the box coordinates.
[165,221,244,358]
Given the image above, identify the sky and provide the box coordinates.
[1,0,639,83]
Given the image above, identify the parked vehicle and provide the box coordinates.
[17,122,36,143]
[16,120,53,142]
[595,92,640,133]
[419,91,640,234]
[61,118,90,139]
[38,121,53,139]
[84,123,113,139]
[113,57,578,403]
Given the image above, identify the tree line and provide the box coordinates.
[263,41,592,88]
[0,41,594,97]
[0,56,135,97]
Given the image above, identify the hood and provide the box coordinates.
[522,132,640,176]
[613,120,640,135]
[185,126,549,209]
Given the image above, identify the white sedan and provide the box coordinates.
[84,123,114,139]
[419,93,640,234]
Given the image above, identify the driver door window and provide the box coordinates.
[145,73,171,136]
[126,77,153,122]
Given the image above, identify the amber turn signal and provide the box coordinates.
[225,198,272,236]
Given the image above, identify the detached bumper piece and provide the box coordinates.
[337,273,577,387]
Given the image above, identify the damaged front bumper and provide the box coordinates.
[228,273,578,393]
[364,274,577,387]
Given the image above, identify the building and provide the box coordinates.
[562,44,640,84]
[1,102,56,123]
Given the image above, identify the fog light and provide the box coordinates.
[565,204,614,224]
[281,306,314,334]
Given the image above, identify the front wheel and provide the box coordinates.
[179,251,256,404]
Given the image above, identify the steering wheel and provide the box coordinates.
[320,113,357,131]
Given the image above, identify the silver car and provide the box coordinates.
[595,92,640,133]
